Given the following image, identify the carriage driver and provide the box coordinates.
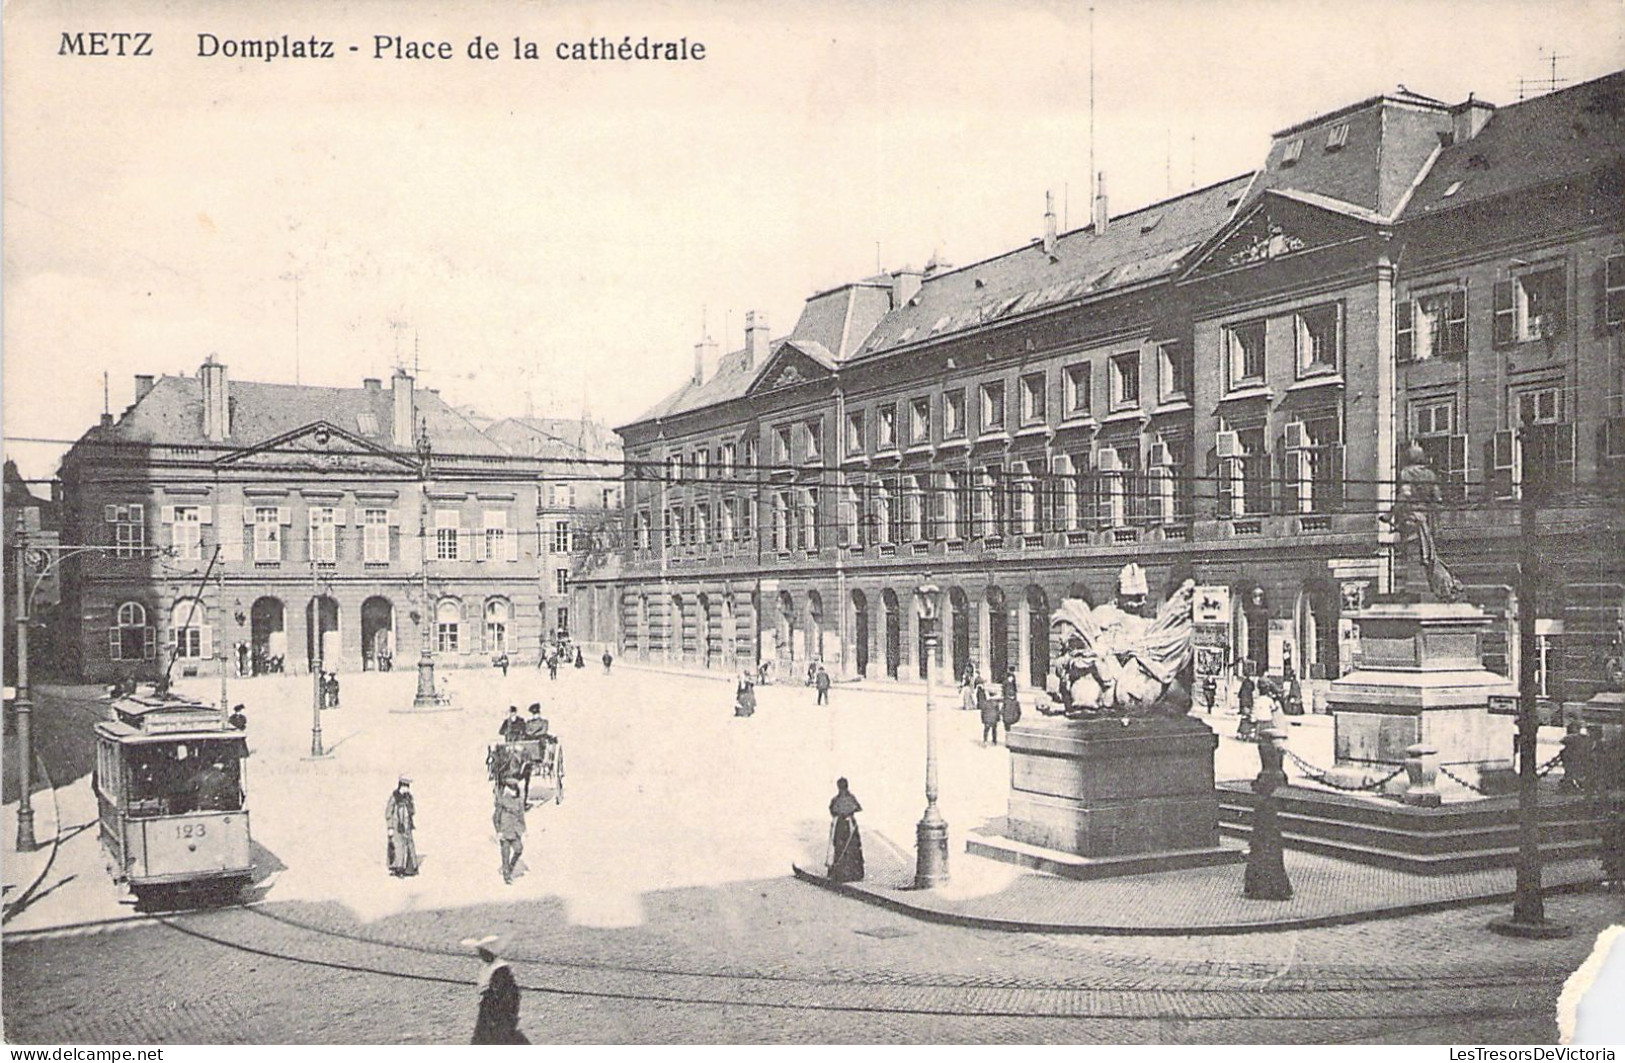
[499,706,528,743]
[523,704,550,740]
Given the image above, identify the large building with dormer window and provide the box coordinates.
[588,71,1624,711]
[56,361,572,682]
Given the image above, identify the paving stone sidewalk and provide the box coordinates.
[795,828,1604,934]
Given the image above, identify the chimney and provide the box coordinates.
[744,311,771,370]
[391,368,416,448]
[362,377,382,391]
[1092,172,1110,235]
[134,374,155,402]
[1043,190,1058,255]
[890,268,923,309]
[199,356,229,442]
[1450,94,1495,144]
[692,330,719,387]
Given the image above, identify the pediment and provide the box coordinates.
[745,342,836,396]
[215,421,419,473]
[1183,193,1374,279]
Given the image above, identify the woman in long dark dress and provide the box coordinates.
[827,778,864,882]
[735,673,757,717]
[465,935,528,1044]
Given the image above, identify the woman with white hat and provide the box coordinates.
[463,934,527,1044]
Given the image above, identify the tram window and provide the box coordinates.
[125,743,244,815]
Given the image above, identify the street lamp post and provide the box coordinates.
[12,515,37,851]
[411,433,440,708]
[914,583,948,888]
[307,563,333,760]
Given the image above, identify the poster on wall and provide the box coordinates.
[1192,586,1232,681]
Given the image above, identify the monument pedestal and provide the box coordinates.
[967,715,1242,879]
[1328,602,1515,796]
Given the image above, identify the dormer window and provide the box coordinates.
[1282,138,1304,166]
[1325,123,1350,151]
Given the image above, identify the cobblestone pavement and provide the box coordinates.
[3,664,1613,1043]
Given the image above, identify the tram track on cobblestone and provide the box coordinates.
[234,904,1582,995]
[93,903,1561,1030]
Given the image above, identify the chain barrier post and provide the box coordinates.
[1243,726,1292,900]
[1402,743,1442,807]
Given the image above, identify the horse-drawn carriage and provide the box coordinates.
[486,735,565,807]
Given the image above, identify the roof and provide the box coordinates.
[482,416,623,459]
[1402,70,1625,221]
[853,175,1253,359]
[624,340,777,428]
[84,374,508,457]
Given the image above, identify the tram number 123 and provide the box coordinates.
[176,823,208,839]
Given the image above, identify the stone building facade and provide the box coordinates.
[57,362,567,682]
[588,72,1625,710]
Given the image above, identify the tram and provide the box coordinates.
[94,692,255,902]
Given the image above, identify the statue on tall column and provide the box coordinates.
[1386,441,1463,602]
[1046,564,1197,716]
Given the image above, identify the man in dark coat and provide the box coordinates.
[228,704,248,730]
[464,935,527,1044]
[499,706,528,743]
[494,780,527,884]
[814,665,831,706]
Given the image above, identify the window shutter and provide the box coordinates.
[1283,449,1303,513]
[198,622,213,662]
[104,504,118,523]
[1547,273,1568,336]
[197,506,213,524]
[507,528,519,562]
[1556,423,1576,485]
[332,507,347,525]
[1489,431,1516,499]
[1322,445,1345,510]
[143,626,156,661]
[160,505,176,524]
[1606,254,1625,329]
[1444,290,1468,357]
[473,514,488,560]
[218,505,242,560]
[1395,300,1414,363]
[277,506,292,524]
[1493,280,1516,346]
[1447,435,1468,502]
[108,627,122,661]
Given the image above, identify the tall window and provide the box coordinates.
[1283,412,1344,514]
[979,381,1006,433]
[1410,401,1466,501]
[873,482,892,544]
[435,510,461,560]
[1063,363,1092,418]
[1147,437,1190,522]
[169,600,207,659]
[1294,304,1342,376]
[1109,352,1141,409]
[1494,267,1567,345]
[1156,342,1189,403]
[555,568,570,594]
[845,411,865,456]
[800,488,819,549]
[1226,320,1267,388]
[1397,290,1467,362]
[1494,387,1575,500]
[1052,455,1079,529]
[110,602,152,661]
[903,475,924,541]
[309,507,337,564]
[435,599,460,653]
[253,506,281,563]
[772,492,789,551]
[485,599,510,654]
[108,504,146,558]
[943,389,966,438]
[363,508,390,563]
[1020,373,1047,425]
[553,520,571,553]
[483,511,508,560]
[720,443,736,478]
[774,425,793,463]
[877,404,897,450]
[693,449,709,480]
[1217,425,1269,517]
[941,470,962,538]
[909,397,931,444]
[171,506,202,561]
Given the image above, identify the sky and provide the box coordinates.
[4,0,1624,482]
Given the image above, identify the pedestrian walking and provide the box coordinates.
[463,935,528,1044]
[573,647,585,669]
[734,672,757,717]
[547,653,559,681]
[814,665,831,706]
[979,681,1000,745]
[1252,679,1278,740]
[1000,669,1022,733]
[960,672,979,713]
[495,653,510,677]
[601,650,613,674]
[493,780,527,884]
[1236,667,1257,739]
[324,672,340,709]
[1282,658,1304,716]
[826,777,864,883]
[386,776,420,877]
